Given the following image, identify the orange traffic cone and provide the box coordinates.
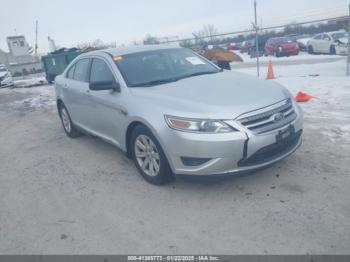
[267,60,275,80]
[295,91,313,102]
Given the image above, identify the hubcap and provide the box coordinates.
[61,108,71,133]
[134,135,160,177]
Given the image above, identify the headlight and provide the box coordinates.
[165,115,237,133]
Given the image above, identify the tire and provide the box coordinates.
[58,104,82,138]
[131,125,173,185]
[308,45,314,54]
[330,45,336,55]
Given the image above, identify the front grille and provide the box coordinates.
[238,99,297,134]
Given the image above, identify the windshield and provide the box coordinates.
[115,48,220,87]
[331,32,348,40]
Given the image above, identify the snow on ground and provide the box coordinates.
[233,51,345,63]
[233,59,350,142]
[0,84,55,112]
[13,76,47,88]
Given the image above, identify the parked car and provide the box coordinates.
[248,38,268,58]
[265,37,300,57]
[287,34,312,52]
[240,40,253,53]
[0,64,14,88]
[307,31,348,55]
[225,42,241,50]
[55,46,303,185]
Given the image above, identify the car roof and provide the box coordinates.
[83,45,183,57]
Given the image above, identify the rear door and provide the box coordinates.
[64,58,91,129]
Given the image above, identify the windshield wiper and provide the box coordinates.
[130,71,220,87]
[175,71,220,81]
[131,77,180,87]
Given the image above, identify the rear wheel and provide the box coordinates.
[131,125,173,185]
[58,104,82,138]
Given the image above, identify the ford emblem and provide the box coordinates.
[273,112,284,122]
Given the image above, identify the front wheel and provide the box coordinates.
[330,45,336,55]
[308,45,314,54]
[131,125,173,185]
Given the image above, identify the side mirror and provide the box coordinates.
[89,81,120,92]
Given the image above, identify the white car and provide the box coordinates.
[0,65,14,88]
[307,31,348,55]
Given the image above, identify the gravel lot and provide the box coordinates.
[0,65,350,254]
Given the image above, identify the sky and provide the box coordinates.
[0,0,348,53]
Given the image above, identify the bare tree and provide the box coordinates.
[193,24,219,42]
[77,39,116,50]
[143,34,160,45]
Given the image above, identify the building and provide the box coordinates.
[0,35,42,76]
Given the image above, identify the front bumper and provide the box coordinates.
[162,102,303,176]
[280,49,299,56]
[335,45,348,55]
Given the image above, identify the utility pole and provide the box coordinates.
[254,0,260,77]
[347,4,350,76]
[35,20,38,58]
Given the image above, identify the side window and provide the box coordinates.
[314,34,322,40]
[66,64,75,79]
[73,59,90,82]
[90,59,115,83]
[323,34,331,41]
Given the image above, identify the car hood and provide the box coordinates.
[128,71,290,119]
[337,37,348,44]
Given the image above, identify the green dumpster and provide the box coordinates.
[41,49,82,83]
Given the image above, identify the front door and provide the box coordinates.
[85,58,127,147]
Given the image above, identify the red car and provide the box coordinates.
[225,42,240,50]
[265,37,300,57]
[240,40,252,53]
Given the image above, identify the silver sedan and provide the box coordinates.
[54,45,303,185]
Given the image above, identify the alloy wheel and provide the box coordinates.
[61,108,71,133]
[134,134,160,177]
